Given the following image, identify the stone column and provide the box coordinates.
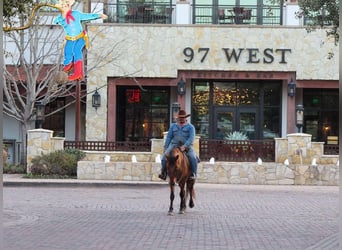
[274,138,288,163]
[51,137,65,151]
[287,133,312,165]
[26,129,65,173]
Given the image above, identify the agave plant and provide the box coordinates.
[225,131,248,140]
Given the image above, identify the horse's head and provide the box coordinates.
[166,147,185,178]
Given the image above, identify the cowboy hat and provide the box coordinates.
[176,110,191,118]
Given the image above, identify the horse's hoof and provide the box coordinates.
[189,202,194,208]
[179,210,185,214]
[168,211,174,216]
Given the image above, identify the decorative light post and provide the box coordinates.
[92,88,101,110]
[288,79,296,97]
[177,78,186,96]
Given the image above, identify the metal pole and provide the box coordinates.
[75,79,81,141]
[0,3,4,248]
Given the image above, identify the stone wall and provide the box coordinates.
[78,133,339,185]
[77,161,339,185]
[26,129,65,173]
[26,129,339,185]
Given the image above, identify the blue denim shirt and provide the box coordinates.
[54,11,101,36]
[164,122,195,151]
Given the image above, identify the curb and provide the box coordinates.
[3,175,168,187]
[3,181,167,187]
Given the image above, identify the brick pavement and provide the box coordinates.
[3,177,339,250]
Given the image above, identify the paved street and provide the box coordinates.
[3,182,338,250]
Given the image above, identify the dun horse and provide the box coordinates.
[165,147,195,215]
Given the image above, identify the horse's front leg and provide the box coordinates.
[179,184,186,214]
[168,183,175,216]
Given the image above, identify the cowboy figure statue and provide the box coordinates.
[159,110,198,180]
[54,0,107,81]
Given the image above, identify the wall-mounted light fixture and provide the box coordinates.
[35,101,45,129]
[295,104,304,133]
[177,78,186,96]
[288,79,296,97]
[92,88,101,110]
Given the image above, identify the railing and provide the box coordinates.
[104,3,174,24]
[64,140,338,161]
[64,141,152,152]
[193,4,282,25]
[103,3,282,25]
[324,144,339,155]
[199,139,275,162]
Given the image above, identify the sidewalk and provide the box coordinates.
[4,174,339,250]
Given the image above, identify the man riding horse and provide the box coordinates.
[159,110,198,180]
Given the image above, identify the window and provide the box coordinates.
[111,0,174,24]
[192,80,281,140]
[116,86,170,141]
[193,0,282,25]
[303,89,338,142]
[42,98,65,137]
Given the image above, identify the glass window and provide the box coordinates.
[213,82,236,105]
[194,0,281,25]
[192,82,210,138]
[264,82,280,106]
[237,82,259,105]
[303,89,339,142]
[42,98,65,137]
[192,80,281,140]
[115,0,173,24]
[263,107,280,139]
[117,86,170,141]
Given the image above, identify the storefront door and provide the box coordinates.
[213,107,259,140]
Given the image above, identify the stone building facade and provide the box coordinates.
[84,25,338,145]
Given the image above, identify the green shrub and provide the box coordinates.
[225,131,249,140]
[3,164,26,174]
[64,148,86,161]
[30,149,85,177]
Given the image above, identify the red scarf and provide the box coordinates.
[65,10,75,24]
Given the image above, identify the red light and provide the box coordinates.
[127,89,140,103]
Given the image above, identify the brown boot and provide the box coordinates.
[158,170,167,180]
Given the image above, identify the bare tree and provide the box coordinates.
[3,1,128,164]
[4,12,74,162]
[3,3,137,165]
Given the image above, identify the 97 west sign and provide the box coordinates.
[182,47,292,64]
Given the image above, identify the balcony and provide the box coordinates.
[104,2,174,24]
[194,4,282,25]
[104,2,282,25]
